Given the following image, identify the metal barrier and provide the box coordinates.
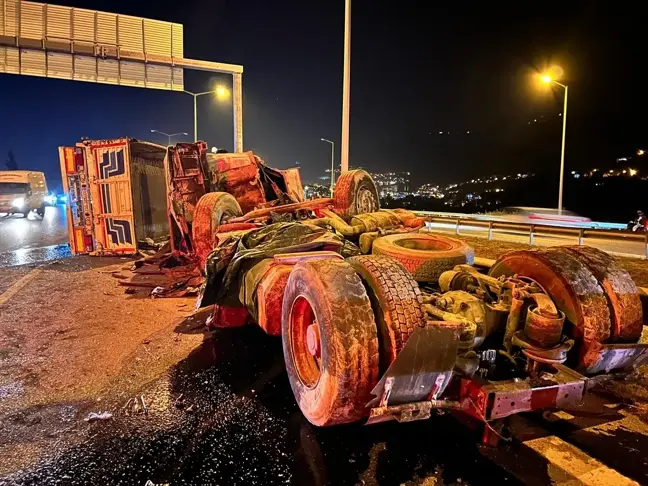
[417,213,648,259]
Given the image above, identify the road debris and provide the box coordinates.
[84,412,113,422]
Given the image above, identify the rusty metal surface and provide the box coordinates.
[228,198,334,223]
[489,248,611,369]
[281,167,305,203]
[524,306,565,348]
[209,152,266,214]
[558,246,643,343]
[463,364,586,421]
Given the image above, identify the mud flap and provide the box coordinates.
[366,327,459,424]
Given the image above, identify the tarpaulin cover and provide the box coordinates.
[199,222,360,311]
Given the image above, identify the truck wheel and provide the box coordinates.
[372,233,474,283]
[36,205,45,217]
[488,247,619,370]
[192,192,242,271]
[348,255,424,372]
[282,259,379,426]
[554,246,642,343]
[333,169,380,219]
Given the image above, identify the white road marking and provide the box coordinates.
[524,435,639,485]
[0,267,43,306]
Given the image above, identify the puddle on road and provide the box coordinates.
[1,326,519,486]
[0,245,71,268]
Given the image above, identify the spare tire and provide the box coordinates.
[192,192,243,272]
[348,255,424,373]
[333,169,380,219]
[372,233,474,283]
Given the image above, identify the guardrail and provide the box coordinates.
[414,211,648,259]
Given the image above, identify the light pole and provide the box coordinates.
[541,73,568,214]
[340,0,351,173]
[184,86,230,143]
[150,129,188,146]
[321,138,336,195]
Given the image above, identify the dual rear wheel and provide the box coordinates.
[282,255,423,426]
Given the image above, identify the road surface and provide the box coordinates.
[0,205,70,266]
[425,221,648,258]
[1,209,648,485]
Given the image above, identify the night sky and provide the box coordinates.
[1,1,644,192]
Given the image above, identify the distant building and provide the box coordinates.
[415,183,445,199]
[370,172,411,197]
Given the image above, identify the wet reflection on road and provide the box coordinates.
[1,326,519,486]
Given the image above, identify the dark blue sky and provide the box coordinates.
[1,1,644,192]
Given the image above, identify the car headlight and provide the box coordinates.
[12,197,25,208]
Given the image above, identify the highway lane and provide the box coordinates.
[425,221,647,258]
[0,205,70,266]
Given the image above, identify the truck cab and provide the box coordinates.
[0,170,48,217]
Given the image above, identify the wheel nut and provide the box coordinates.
[306,323,321,357]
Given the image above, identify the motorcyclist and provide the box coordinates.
[628,210,647,232]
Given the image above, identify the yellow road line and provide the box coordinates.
[0,267,43,306]
[524,435,639,486]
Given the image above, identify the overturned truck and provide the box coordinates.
[63,140,648,443]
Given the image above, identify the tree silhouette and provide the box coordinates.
[5,150,18,170]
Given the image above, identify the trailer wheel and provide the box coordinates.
[193,192,242,271]
[348,255,424,372]
[372,233,474,283]
[282,258,379,426]
[333,169,380,219]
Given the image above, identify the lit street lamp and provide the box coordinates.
[150,129,188,146]
[184,86,231,142]
[321,138,336,195]
[540,72,568,214]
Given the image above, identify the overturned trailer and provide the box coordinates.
[59,138,169,255]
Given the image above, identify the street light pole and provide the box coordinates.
[150,129,188,146]
[321,138,335,195]
[340,0,351,173]
[558,84,568,215]
[540,74,568,214]
[184,87,230,143]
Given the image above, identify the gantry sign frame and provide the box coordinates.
[0,0,243,151]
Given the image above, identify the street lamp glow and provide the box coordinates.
[638,149,645,156]
[541,74,552,84]
[216,85,230,100]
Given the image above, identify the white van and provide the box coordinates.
[0,171,49,217]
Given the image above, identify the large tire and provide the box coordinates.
[557,246,642,343]
[488,247,619,370]
[333,169,380,219]
[36,205,45,217]
[192,192,242,272]
[372,233,474,283]
[348,255,424,372]
[282,259,379,426]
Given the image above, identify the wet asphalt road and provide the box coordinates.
[0,326,517,486]
[0,206,70,267]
